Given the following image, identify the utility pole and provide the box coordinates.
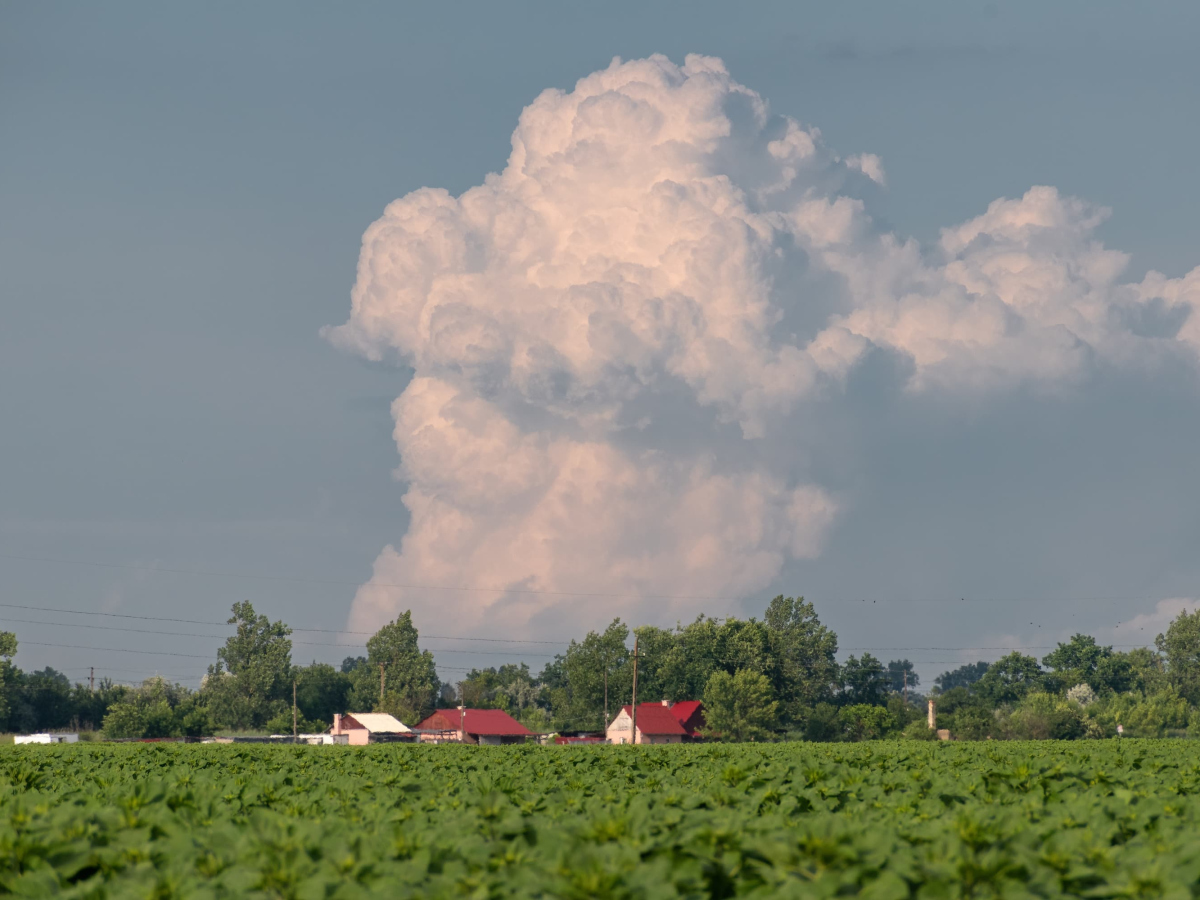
[458,682,467,744]
[903,668,908,703]
[603,665,609,732]
[379,663,386,708]
[629,635,639,745]
[89,667,94,693]
[293,679,298,739]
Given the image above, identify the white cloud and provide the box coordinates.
[1104,598,1197,647]
[327,53,1200,638]
[845,153,886,186]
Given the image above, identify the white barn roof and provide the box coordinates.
[344,712,411,733]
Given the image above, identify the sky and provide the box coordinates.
[2,2,1199,691]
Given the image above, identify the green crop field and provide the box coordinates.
[2,741,1199,898]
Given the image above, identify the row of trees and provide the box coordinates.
[456,598,1200,742]
[928,629,1200,740]
[0,603,440,738]
[5,595,1200,741]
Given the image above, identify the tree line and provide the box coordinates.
[4,596,1200,740]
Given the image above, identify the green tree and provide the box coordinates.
[702,669,778,741]
[1086,686,1192,738]
[1115,647,1167,694]
[764,595,839,721]
[102,678,212,739]
[0,632,17,731]
[460,664,541,712]
[293,662,352,729]
[886,659,919,694]
[541,619,631,731]
[934,661,990,692]
[999,691,1085,740]
[624,625,678,705]
[71,680,129,732]
[203,601,293,730]
[840,654,888,705]
[13,668,74,732]
[801,702,841,742]
[975,652,1043,704]
[837,704,898,741]
[1042,634,1129,694]
[348,611,439,723]
[636,616,772,708]
[1156,609,1200,705]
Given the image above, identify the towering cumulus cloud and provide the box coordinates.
[327,54,1199,636]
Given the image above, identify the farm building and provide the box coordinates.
[668,700,707,741]
[330,713,412,745]
[606,702,688,744]
[15,733,78,745]
[413,709,533,745]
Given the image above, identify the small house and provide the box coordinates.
[606,703,687,744]
[330,713,411,745]
[413,709,533,745]
[667,700,707,741]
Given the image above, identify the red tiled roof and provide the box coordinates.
[669,700,705,736]
[620,703,687,736]
[415,709,533,736]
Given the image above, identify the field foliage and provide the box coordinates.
[3,741,1200,898]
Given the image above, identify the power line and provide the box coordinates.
[2,551,1182,605]
[0,615,230,640]
[17,641,213,659]
[13,640,485,673]
[0,552,741,601]
[0,615,556,655]
[3,613,1157,661]
[0,602,567,643]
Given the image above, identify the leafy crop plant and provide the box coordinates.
[2,741,1200,897]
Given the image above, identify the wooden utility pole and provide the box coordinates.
[603,665,609,732]
[293,679,298,739]
[379,663,386,707]
[903,668,908,703]
[458,682,467,744]
[629,635,639,745]
[89,667,94,693]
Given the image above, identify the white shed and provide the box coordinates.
[15,733,79,745]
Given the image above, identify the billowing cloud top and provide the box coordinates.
[326,54,1199,637]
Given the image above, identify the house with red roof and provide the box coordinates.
[667,700,707,741]
[413,708,534,745]
[605,702,688,744]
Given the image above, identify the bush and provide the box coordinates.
[102,678,211,739]
[947,706,994,740]
[838,704,898,741]
[900,719,937,740]
[702,669,778,741]
[1085,688,1191,738]
[1000,692,1085,740]
[802,703,842,742]
[264,710,327,735]
[1066,683,1097,707]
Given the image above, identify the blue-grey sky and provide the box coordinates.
[2,2,1198,689]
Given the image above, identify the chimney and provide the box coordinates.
[927,699,936,730]
[333,713,341,735]
[662,699,670,707]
